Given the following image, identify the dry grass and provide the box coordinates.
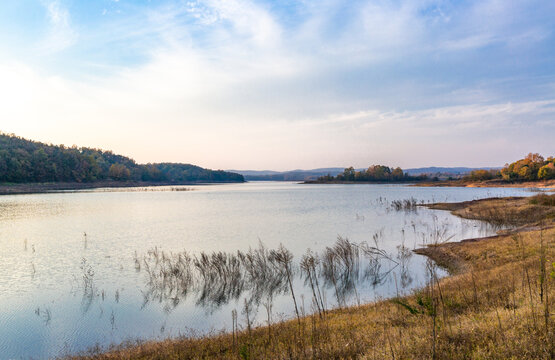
[530,193,555,207]
[426,194,555,227]
[67,196,555,360]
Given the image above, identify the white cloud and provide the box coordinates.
[38,0,78,53]
[300,100,555,131]
[1,0,554,169]
[204,0,282,46]
[1,53,553,170]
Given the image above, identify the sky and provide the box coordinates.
[0,0,554,171]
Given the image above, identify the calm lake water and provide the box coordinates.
[0,182,536,359]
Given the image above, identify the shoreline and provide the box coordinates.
[413,179,555,188]
[4,179,552,196]
[0,180,245,195]
[304,179,555,188]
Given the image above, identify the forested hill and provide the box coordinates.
[0,133,244,183]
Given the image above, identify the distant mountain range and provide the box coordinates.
[228,168,346,181]
[230,167,501,181]
[229,168,346,180]
[404,167,502,176]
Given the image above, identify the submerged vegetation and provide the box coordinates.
[0,132,244,184]
[67,194,555,359]
[390,197,420,212]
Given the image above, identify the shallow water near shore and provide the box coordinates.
[0,182,535,359]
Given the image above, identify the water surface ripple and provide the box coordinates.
[0,182,535,359]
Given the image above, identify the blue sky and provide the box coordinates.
[0,0,554,170]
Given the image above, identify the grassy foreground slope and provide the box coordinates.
[69,194,555,360]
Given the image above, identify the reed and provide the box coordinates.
[390,197,419,212]
[269,244,301,327]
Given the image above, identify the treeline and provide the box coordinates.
[464,153,555,182]
[0,133,244,183]
[316,165,426,183]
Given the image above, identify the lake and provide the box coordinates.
[0,182,536,359]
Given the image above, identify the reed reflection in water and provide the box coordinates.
[138,235,412,321]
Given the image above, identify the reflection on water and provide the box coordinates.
[0,182,536,359]
[138,237,402,317]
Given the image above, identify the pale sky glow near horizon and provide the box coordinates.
[0,0,554,171]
